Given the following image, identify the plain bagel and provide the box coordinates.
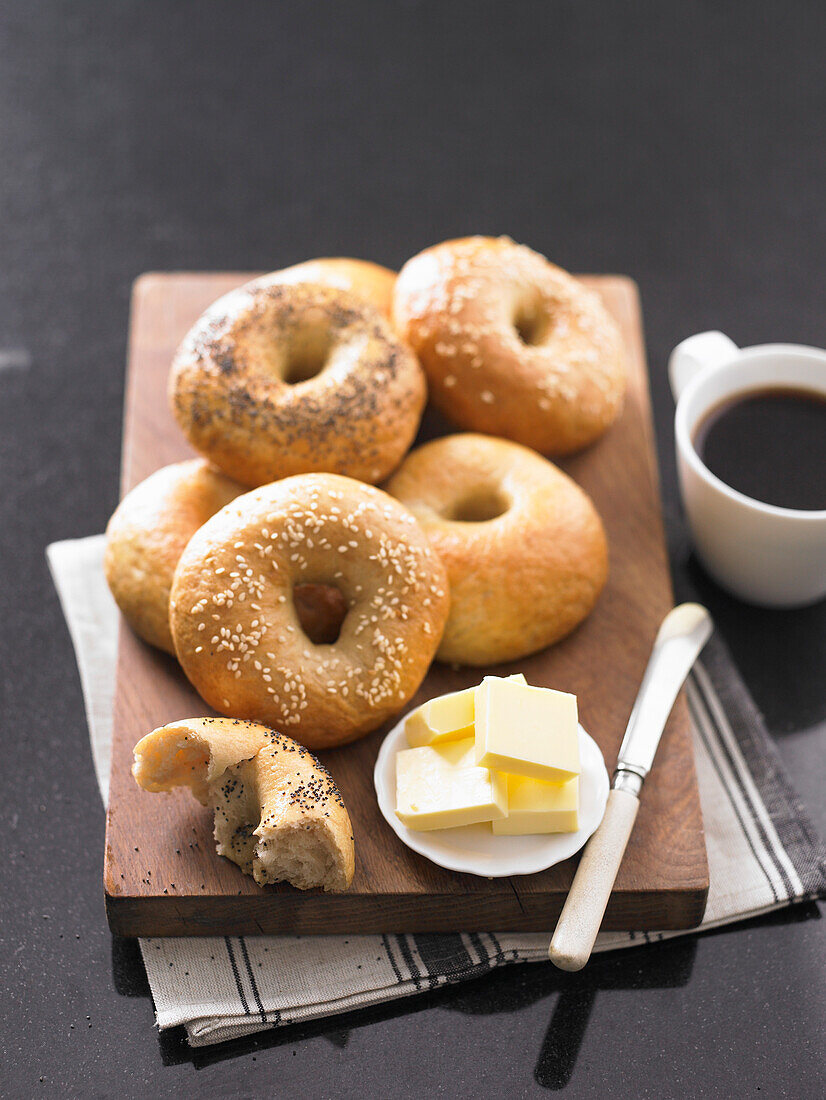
[260,257,396,319]
[169,473,450,749]
[104,458,243,653]
[386,433,608,665]
[393,236,626,454]
[170,281,426,487]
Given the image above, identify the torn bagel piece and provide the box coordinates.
[132,717,355,892]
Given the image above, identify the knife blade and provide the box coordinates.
[548,602,712,971]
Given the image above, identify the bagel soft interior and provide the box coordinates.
[132,717,355,892]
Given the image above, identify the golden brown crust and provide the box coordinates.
[169,473,450,748]
[132,717,355,891]
[386,434,608,665]
[252,735,354,889]
[104,459,243,653]
[132,716,271,803]
[261,258,396,319]
[169,281,426,487]
[393,236,626,454]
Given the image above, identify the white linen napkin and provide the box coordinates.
[47,535,826,1047]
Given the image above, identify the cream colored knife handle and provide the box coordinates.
[548,788,640,971]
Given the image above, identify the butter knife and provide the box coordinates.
[549,602,712,971]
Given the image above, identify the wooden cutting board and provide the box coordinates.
[104,272,709,937]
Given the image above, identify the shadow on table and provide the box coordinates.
[110,901,821,1088]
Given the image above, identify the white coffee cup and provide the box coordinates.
[669,331,826,608]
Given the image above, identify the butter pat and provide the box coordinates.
[474,677,580,782]
[405,674,526,748]
[405,688,475,747]
[395,739,507,831]
[492,775,579,835]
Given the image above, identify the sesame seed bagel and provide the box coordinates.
[386,434,608,666]
[104,459,244,653]
[170,280,426,488]
[393,236,626,454]
[169,473,450,749]
[133,718,355,891]
[260,257,396,319]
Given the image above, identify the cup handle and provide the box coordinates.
[668,331,739,401]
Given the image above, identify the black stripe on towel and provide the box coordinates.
[412,934,472,980]
[487,933,507,964]
[691,668,796,899]
[381,933,404,986]
[688,689,779,903]
[395,935,424,990]
[468,932,491,971]
[696,643,826,896]
[224,937,250,1016]
[239,937,268,1025]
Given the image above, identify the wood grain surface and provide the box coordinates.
[104,272,709,936]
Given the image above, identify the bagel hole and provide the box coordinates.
[282,327,333,384]
[448,487,510,523]
[513,301,550,347]
[293,583,349,645]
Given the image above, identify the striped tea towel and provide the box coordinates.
[47,535,826,1047]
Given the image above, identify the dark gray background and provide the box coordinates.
[1,2,824,1097]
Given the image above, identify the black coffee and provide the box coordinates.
[693,387,826,511]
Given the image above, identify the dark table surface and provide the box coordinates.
[1,3,824,1097]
